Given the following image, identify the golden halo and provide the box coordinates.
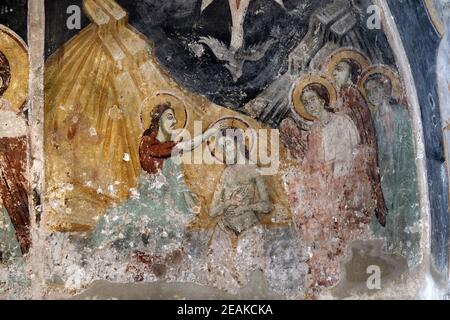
[323,47,370,81]
[0,25,29,112]
[139,92,188,132]
[291,73,338,121]
[206,116,255,164]
[358,64,405,104]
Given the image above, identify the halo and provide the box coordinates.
[358,64,405,104]
[0,25,29,112]
[206,116,255,164]
[139,92,188,132]
[291,73,338,121]
[323,47,370,81]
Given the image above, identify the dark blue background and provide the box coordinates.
[387,0,449,275]
[0,0,28,43]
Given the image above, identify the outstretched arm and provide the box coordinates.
[174,127,218,154]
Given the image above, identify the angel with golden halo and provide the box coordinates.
[324,48,387,227]
[360,66,420,266]
[288,73,386,288]
[292,74,360,177]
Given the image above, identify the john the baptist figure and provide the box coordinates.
[91,102,218,256]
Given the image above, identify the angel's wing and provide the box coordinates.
[198,36,232,62]
[244,38,276,62]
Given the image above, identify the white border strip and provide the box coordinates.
[28,0,46,299]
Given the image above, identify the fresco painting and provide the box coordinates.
[36,0,426,299]
[0,0,447,300]
[0,0,31,297]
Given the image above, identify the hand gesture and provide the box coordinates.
[184,192,201,215]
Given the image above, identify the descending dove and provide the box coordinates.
[199,0,284,82]
[198,35,277,82]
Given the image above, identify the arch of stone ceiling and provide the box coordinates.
[374,0,448,298]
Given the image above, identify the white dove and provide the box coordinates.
[198,36,276,82]
[199,0,284,82]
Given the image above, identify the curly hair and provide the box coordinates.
[302,83,330,107]
[0,50,11,97]
[143,102,174,137]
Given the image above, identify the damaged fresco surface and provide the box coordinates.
[0,0,449,299]
[0,0,31,299]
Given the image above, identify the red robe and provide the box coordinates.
[139,132,176,175]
